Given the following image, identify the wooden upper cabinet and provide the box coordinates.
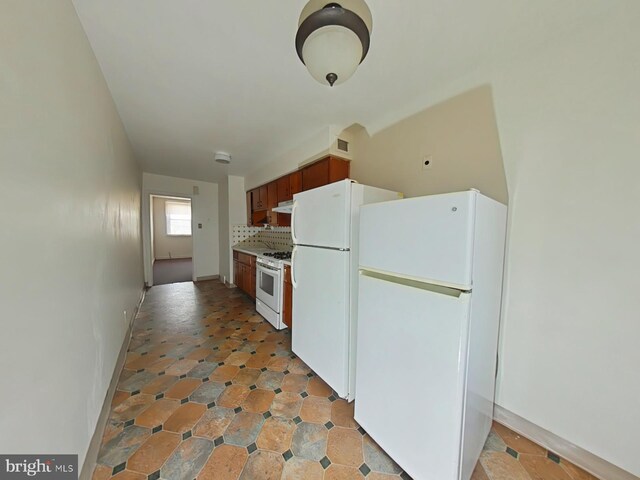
[267,181,278,210]
[246,191,252,226]
[302,159,329,191]
[266,181,279,226]
[290,171,302,197]
[277,175,291,202]
[246,156,348,226]
[302,156,350,192]
[252,186,268,211]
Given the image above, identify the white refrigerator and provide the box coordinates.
[291,179,402,400]
[355,190,507,480]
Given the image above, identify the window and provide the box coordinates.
[165,201,192,236]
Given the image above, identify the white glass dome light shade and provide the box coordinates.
[296,0,372,86]
[301,25,363,86]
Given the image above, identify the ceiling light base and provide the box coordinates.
[214,152,231,164]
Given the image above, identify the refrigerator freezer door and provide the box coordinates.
[292,245,351,398]
[359,191,476,290]
[292,180,351,249]
[355,272,471,480]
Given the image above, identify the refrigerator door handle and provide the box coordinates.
[291,246,298,289]
[291,200,298,244]
[360,269,469,298]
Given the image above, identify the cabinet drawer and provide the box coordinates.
[236,251,256,266]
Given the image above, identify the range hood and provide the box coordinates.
[272,200,293,214]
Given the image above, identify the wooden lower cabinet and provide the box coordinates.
[233,251,256,299]
[283,264,292,329]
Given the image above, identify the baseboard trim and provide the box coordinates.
[195,274,219,281]
[79,287,146,480]
[154,256,192,261]
[494,405,637,480]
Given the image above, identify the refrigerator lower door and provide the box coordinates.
[355,272,472,480]
[292,245,351,398]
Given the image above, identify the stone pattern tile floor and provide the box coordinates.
[93,280,599,480]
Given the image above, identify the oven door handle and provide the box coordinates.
[291,247,298,289]
[257,262,281,272]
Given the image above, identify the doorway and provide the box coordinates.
[150,195,193,285]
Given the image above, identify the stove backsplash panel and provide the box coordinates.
[232,225,293,250]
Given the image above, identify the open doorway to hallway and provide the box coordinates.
[150,195,193,285]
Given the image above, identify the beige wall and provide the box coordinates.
[152,196,193,260]
[0,0,143,466]
[350,86,507,204]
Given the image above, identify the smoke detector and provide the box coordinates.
[214,152,231,164]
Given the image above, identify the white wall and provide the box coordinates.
[152,196,193,260]
[228,175,247,281]
[142,173,219,283]
[0,0,144,466]
[218,178,231,284]
[218,175,247,285]
[489,5,640,475]
[245,126,334,190]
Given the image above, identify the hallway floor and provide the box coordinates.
[93,281,597,480]
[153,258,193,285]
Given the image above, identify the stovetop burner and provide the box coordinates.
[262,251,292,260]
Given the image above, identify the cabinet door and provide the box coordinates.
[302,158,329,191]
[267,182,278,209]
[258,186,268,209]
[250,263,256,299]
[277,175,291,202]
[277,212,291,227]
[290,171,302,196]
[233,260,242,289]
[283,265,292,329]
[251,210,268,226]
[242,264,251,295]
[267,181,278,226]
[246,192,252,226]
[328,156,350,183]
[251,188,260,211]
[252,186,267,211]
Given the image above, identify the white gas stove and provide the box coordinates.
[255,251,291,330]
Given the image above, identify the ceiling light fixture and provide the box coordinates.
[214,152,231,164]
[295,0,372,87]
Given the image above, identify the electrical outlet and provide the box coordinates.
[422,155,433,171]
[123,310,128,325]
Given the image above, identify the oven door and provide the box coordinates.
[256,262,282,314]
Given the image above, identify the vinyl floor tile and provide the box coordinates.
[91,280,586,480]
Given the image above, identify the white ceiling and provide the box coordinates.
[72,0,612,183]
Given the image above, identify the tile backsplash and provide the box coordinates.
[232,225,292,250]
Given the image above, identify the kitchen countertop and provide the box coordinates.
[232,244,292,266]
[232,245,270,256]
